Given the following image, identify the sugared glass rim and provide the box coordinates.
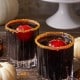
[5,19,40,33]
[35,32,74,51]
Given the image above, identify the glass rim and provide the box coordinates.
[5,19,40,33]
[35,32,74,51]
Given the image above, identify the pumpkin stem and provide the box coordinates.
[0,64,2,67]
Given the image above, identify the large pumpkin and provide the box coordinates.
[74,37,80,59]
[0,0,19,25]
[0,62,17,80]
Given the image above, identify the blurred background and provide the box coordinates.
[18,0,80,33]
[1,0,80,32]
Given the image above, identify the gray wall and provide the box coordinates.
[18,0,57,19]
[17,0,80,22]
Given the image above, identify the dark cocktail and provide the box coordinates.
[35,32,74,80]
[5,19,40,68]
[0,39,3,57]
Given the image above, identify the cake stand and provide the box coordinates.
[42,0,80,29]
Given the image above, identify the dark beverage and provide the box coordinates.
[6,31,36,61]
[35,32,74,80]
[5,19,40,68]
[0,39,3,57]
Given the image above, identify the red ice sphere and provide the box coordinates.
[16,25,33,41]
[49,39,66,47]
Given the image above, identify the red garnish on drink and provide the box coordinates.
[16,25,33,41]
[49,39,66,47]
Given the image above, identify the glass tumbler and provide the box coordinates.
[0,31,7,62]
[5,19,40,70]
[35,32,74,80]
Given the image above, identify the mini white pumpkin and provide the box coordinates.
[74,37,80,59]
[0,62,17,80]
[0,0,19,25]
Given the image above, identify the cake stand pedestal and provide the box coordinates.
[42,0,80,29]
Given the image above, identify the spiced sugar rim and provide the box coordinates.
[35,32,74,51]
[5,19,40,33]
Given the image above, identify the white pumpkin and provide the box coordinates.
[0,62,17,80]
[74,37,80,59]
[0,0,19,25]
